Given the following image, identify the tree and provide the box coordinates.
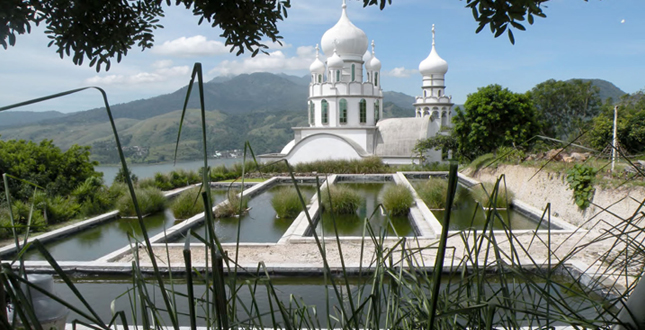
[587,91,645,155]
[529,79,601,140]
[3,0,555,71]
[453,84,539,160]
[2,0,291,71]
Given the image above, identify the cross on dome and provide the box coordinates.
[371,40,375,54]
[432,24,435,46]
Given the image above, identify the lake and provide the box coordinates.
[96,158,241,186]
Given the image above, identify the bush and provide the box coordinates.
[42,195,81,224]
[321,185,363,214]
[382,184,414,216]
[9,200,46,227]
[214,190,248,218]
[415,178,448,209]
[72,177,112,217]
[471,182,514,208]
[271,187,305,218]
[468,153,496,173]
[170,187,205,220]
[116,187,165,217]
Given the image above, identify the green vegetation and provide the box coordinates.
[415,177,449,209]
[321,185,363,214]
[214,190,248,218]
[529,79,601,140]
[587,91,645,155]
[137,168,201,190]
[271,187,304,218]
[453,84,540,161]
[170,187,205,220]
[116,187,165,217]
[381,184,414,216]
[566,164,598,209]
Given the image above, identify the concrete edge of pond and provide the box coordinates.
[394,172,441,238]
[0,210,120,258]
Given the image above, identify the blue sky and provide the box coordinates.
[2,0,644,113]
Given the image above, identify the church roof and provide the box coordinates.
[375,118,431,157]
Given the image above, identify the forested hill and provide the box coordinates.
[0,110,66,127]
[571,79,626,102]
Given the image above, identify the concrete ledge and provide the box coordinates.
[394,172,440,238]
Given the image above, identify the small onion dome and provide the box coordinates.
[327,49,344,69]
[419,45,448,76]
[419,24,448,76]
[368,41,381,71]
[309,45,325,74]
[364,50,373,71]
[320,1,368,60]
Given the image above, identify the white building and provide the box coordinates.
[261,1,452,165]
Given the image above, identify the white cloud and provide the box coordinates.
[84,65,191,85]
[152,35,229,57]
[208,46,317,76]
[386,67,418,78]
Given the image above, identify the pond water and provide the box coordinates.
[314,182,414,237]
[173,184,317,243]
[52,273,606,328]
[21,189,229,261]
[413,179,546,231]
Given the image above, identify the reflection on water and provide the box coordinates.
[176,184,317,243]
[315,183,414,237]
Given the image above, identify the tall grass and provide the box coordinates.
[213,189,248,218]
[321,184,363,214]
[271,186,304,218]
[381,184,414,215]
[415,177,448,209]
[170,187,204,220]
[471,182,514,208]
[116,187,165,216]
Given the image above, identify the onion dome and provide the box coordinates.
[309,44,325,74]
[364,50,373,70]
[327,48,344,69]
[419,25,448,76]
[368,40,381,71]
[320,0,368,61]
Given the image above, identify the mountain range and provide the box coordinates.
[0,74,627,164]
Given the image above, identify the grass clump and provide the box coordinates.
[382,184,414,216]
[472,182,514,208]
[214,190,248,218]
[321,185,363,214]
[271,187,304,218]
[415,177,449,209]
[170,187,205,220]
[116,187,166,217]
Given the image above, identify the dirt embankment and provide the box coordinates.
[468,165,645,232]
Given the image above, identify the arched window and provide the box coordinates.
[351,64,355,81]
[374,100,380,123]
[322,99,329,124]
[374,72,378,86]
[339,99,347,124]
[309,101,315,125]
[438,90,442,97]
[359,99,367,123]
[336,70,341,82]
[318,74,322,83]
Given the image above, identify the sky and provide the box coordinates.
[2,0,645,113]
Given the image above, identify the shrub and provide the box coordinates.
[321,185,362,214]
[415,178,448,209]
[153,172,173,190]
[471,182,514,208]
[271,187,304,218]
[73,177,112,217]
[116,187,165,217]
[137,177,158,189]
[566,164,598,209]
[42,195,81,224]
[170,187,205,220]
[468,153,496,173]
[214,190,248,218]
[382,184,414,216]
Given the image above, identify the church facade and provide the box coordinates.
[260,1,453,165]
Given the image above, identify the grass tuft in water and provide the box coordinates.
[271,186,304,218]
[415,177,448,209]
[170,187,204,220]
[321,185,363,214]
[472,182,514,208]
[214,189,248,218]
[382,184,414,215]
[116,187,165,216]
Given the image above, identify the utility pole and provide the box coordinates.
[611,105,618,173]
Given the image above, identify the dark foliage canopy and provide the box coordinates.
[3,0,558,71]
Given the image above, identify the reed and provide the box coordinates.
[321,184,363,214]
[415,177,449,209]
[381,183,414,215]
[170,186,204,220]
[270,186,304,218]
[116,187,165,216]
[213,189,248,218]
[471,182,514,208]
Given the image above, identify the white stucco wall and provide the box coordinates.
[284,135,364,164]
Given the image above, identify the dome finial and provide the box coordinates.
[432,24,436,47]
[371,40,375,54]
[315,44,320,58]
[342,0,347,9]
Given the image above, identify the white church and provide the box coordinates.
[260,1,453,165]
